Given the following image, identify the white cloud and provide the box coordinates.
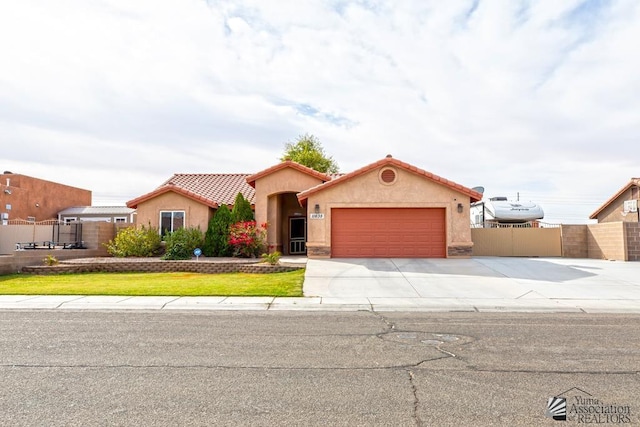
[1,0,639,222]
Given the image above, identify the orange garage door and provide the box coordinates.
[331,208,446,258]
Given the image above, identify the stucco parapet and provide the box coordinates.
[246,160,331,188]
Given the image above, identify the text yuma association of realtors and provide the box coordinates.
[569,396,632,424]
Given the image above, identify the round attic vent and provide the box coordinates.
[380,168,397,184]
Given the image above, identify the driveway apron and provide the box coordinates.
[302,257,640,310]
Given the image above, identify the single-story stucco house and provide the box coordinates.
[127,155,482,258]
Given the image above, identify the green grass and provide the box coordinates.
[0,270,305,297]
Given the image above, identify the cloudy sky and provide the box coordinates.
[1,0,638,223]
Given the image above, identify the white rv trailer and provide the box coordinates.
[471,196,544,227]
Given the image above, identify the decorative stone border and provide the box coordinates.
[21,258,303,275]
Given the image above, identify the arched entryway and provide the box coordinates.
[271,192,307,256]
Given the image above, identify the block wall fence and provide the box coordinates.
[561,222,640,261]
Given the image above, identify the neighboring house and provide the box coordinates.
[58,206,136,223]
[126,156,481,258]
[126,174,255,236]
[590,178,640,223]
[0,171,91,224]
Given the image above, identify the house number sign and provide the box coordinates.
[310,213,325,219]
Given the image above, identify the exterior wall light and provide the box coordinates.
[314,204,320,213]
[457,203,463,213]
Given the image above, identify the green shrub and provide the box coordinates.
[43,255,59,266]
[162,241,191,260]
[261,251,281,265]
[162,227,204,260]
[203,205,233,257]
[104,225,162,257]
[231,192,254,223]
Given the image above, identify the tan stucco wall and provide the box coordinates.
[253,167,324,250]
[596,189,640,223]
[304,166,473,258]
[134,192,212,233]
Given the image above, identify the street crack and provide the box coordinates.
[407,369,423,426]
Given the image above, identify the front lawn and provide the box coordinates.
[0,270,305,297]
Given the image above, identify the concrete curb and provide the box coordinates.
[1,295,639,313]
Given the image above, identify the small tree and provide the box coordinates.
[280,133,339,173]
[203,205,233,257]
[231,192,254,223]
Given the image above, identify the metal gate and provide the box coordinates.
[471,226,561,257]
[53,222,84,248]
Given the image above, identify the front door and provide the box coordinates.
[289,217,306,255]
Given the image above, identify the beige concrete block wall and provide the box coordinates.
[81,222,118,254]
[587,222,626,260]
[625,222,640,261]
[560,225,588,258]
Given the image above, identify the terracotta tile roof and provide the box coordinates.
[246,160,333,188]
[297,155,483,204]
[126,174,254,209]
[589,178,640,219]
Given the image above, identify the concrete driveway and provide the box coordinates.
[303,257,640,312]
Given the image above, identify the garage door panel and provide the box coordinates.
[331,208,446,258]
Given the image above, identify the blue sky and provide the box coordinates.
[1,0,638,223]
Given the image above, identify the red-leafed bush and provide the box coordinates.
[228,221,267,258]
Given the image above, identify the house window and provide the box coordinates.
[114,217,127,223]
[160,211,184,237]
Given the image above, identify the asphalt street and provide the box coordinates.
[0,310,638,426]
